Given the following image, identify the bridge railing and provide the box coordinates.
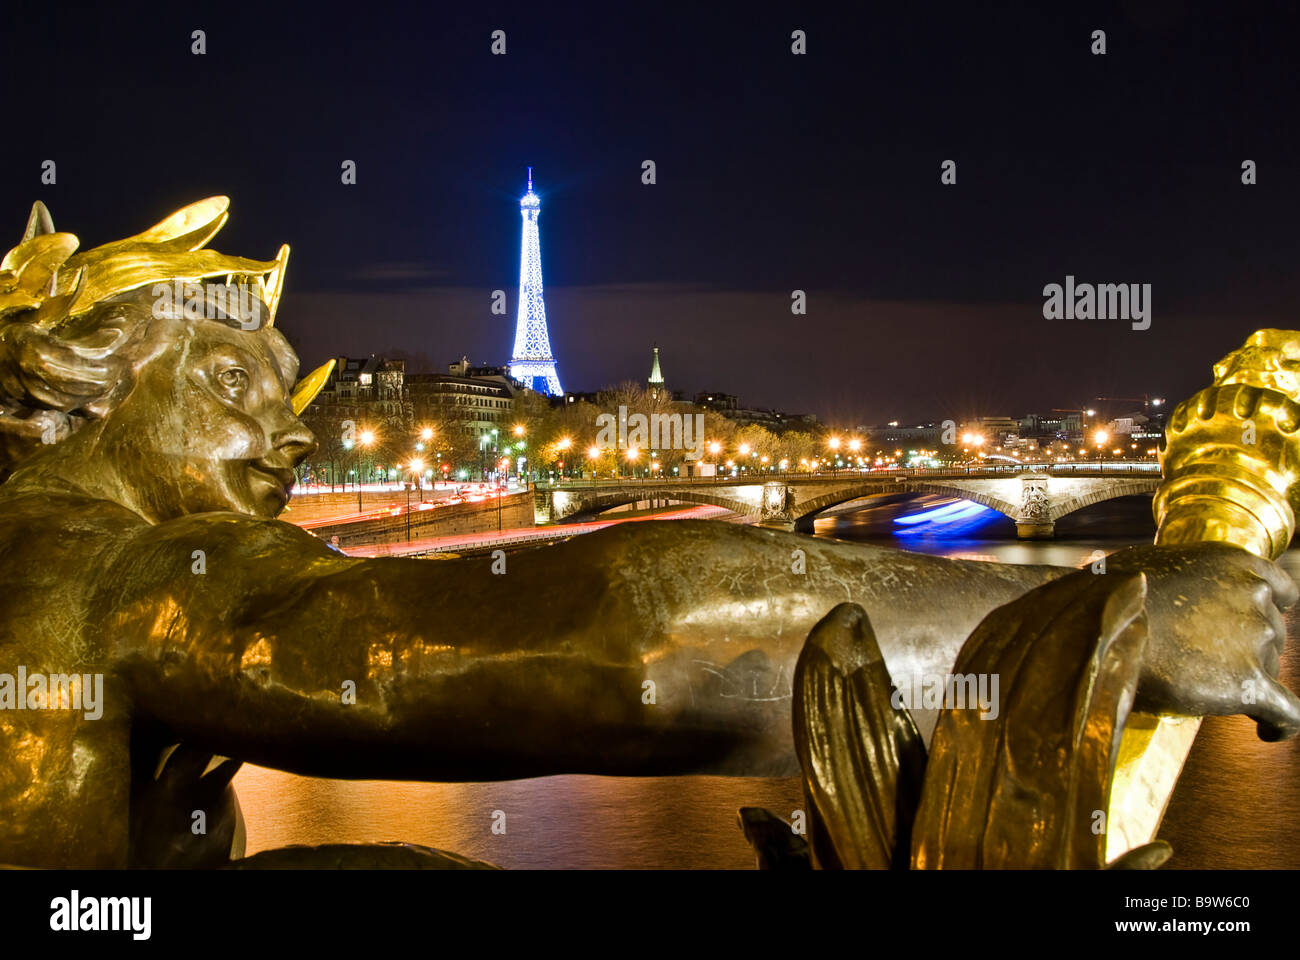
[532,461,1160,489]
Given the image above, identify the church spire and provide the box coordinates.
[648,345,664,386]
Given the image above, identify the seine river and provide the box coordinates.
[233,496,1300,868]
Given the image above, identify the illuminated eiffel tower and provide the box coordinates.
[508,168,563,395]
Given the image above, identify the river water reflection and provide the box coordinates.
[233,498,1300,868]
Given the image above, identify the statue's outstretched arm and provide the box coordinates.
[103,513,795,779]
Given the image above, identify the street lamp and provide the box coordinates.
[497,457,509,530]
[410,458,424,503]
[479,428,499,480]
[353,431,375,513]
[554,436,572,482]
[403,481,412,541]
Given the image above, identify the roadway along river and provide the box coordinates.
[232,495,1299,868]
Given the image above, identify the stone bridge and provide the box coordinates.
[533,469,1160,539]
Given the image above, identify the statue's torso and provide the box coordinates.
[0,492,138,866]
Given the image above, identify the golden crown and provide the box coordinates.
[0,197,289,329]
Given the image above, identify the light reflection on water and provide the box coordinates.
[233,499,1300,869]
[233,771,803,870]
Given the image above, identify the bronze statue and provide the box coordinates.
[0,198,1295,869]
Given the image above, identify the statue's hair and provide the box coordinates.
[0,198,289,479]
[0,290,265,479]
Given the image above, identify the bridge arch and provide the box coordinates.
[1048,480,1159,522]
[789,481,1021,526]
[548,487,755,522]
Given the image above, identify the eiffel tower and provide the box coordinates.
[508,168,563,395]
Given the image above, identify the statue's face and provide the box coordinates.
[94,298,317,521]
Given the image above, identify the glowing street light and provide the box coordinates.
[826,436,843,475]
[420,427,433,442]
[350,429,377,512]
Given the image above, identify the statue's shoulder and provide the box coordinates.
[0,488,148,537]
[0,491,322,559]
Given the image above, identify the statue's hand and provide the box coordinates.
[1107,542,1300,741]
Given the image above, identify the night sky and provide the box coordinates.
[4,1,1298,425]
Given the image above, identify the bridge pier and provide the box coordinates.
[758,482,797,531]
[1015,520,1055,539]
[1013,475,1055,540]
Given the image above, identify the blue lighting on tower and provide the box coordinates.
[508,167,562,395]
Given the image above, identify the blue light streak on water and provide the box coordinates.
[893,499,971,524]
[893,499,998,536]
